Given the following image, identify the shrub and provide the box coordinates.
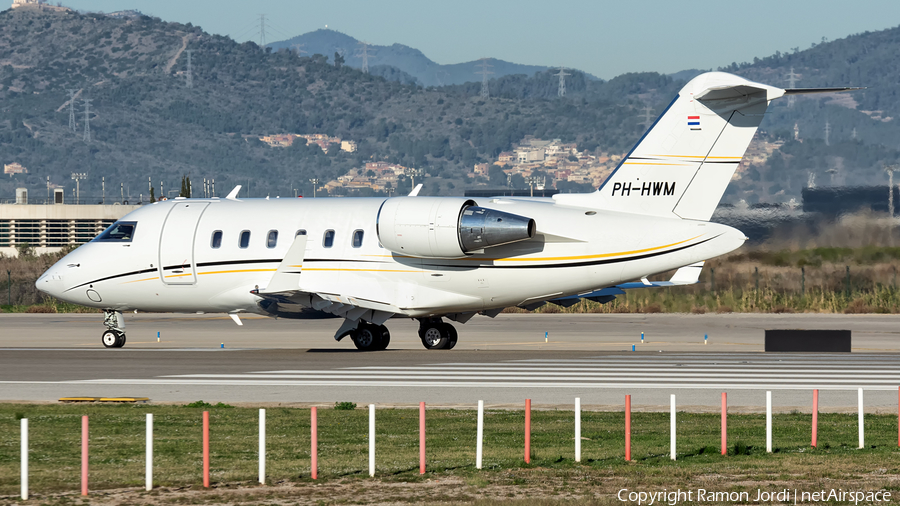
[334,401,357,410]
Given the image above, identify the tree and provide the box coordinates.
[149,186,156,203]
[179,175,191,197]
[334,51,345,68]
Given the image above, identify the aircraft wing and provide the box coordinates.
[537,261,705,308]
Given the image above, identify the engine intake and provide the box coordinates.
[376,197,536,258]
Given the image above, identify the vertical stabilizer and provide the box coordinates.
[554,72,785,221]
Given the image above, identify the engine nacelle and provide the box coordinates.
[376,197,536,258]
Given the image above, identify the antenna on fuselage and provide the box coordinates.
[226,185,242,200]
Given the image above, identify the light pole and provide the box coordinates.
[526,176,545,197]
[309,178,319,198]
[885,165,898,217]
[70,173,87,204]
[406,168,424,191]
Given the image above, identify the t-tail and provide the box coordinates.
[554,71,858,220]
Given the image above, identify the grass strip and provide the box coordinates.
[1,404,899,497]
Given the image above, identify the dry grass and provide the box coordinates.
[1,404,900,505]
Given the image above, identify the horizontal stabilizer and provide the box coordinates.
[784,87,864,95]
[547,261,705,306]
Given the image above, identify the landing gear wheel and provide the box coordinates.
[442,323,458,350]
[420,324,449,350]
[101,330,125,348]
[352,323,386,351]
[374,325,391,351]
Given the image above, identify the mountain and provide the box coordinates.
[0,6,899,206]
[268,29,568,87]
[0,7,645,202]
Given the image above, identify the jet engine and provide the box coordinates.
[376,197,536,258]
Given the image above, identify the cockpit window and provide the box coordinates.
[94,221,137,242]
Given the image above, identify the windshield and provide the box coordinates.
[94,221,137,242]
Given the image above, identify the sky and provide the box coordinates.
[62,0,900,79]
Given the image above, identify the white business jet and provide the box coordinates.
[36,72,854,350]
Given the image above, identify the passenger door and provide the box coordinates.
[159,202,209,285]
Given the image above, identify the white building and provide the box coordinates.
[0,204,140,257]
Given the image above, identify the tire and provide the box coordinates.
[374,325,391,351]
[116,333,126,348]
[421,325,449,350]
[102,330,119,348]
[442,323,458,350]
[352,324,380,351]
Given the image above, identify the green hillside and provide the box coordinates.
[0,6,898,204]
[0,7,659,201]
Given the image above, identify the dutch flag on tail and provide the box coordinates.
[688,115,701,130]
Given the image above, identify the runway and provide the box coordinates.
[2,313,900,410]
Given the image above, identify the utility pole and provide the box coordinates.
[785,67,799,108]
[309,178,319,198]
[475,58,493,99]
[357,41,372,73]
[555,67,570,97]
[71,172,86,204]
[826,168,839,186]
[66,89,77,132]
[185,49,193,89]
[82,99,92,143]
[807,172,816,189]
[101,176,105,204]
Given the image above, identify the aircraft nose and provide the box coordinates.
[35,267,65,298]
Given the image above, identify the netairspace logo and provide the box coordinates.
[617,488,892,505]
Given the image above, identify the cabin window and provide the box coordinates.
[211,230,222,249]
[352,229,364,248]
[239,230,251,249]
[296,229,307,236]
[267,230,278,249]
[94,221,137,242]
[323,229,335,248]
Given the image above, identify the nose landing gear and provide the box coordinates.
[418,318,458,350]
[102,310,126,348]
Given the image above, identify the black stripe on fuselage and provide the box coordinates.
[63,267,158,292]
[62,237,718,292]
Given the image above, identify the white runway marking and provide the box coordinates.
[34,354,900,391]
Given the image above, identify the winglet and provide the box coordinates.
[259,234,308,294]
[226,185,242,200]
[669,261,705,285]
[408,183,423,197]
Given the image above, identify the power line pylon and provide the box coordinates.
[475,58,493,99]
[555,67,570,97]
[82,98,92,143]
[638,105,654,130]
[785,67,800,107]
[259,14,267,47]
[185,49,193,89]
[66,89,77,132]
[357,41,372,73]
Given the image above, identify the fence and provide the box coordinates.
[14,387,900,500]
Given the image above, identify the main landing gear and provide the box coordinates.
[418,318,458,350]
[350,322,391,352]
[102,310,126,348]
